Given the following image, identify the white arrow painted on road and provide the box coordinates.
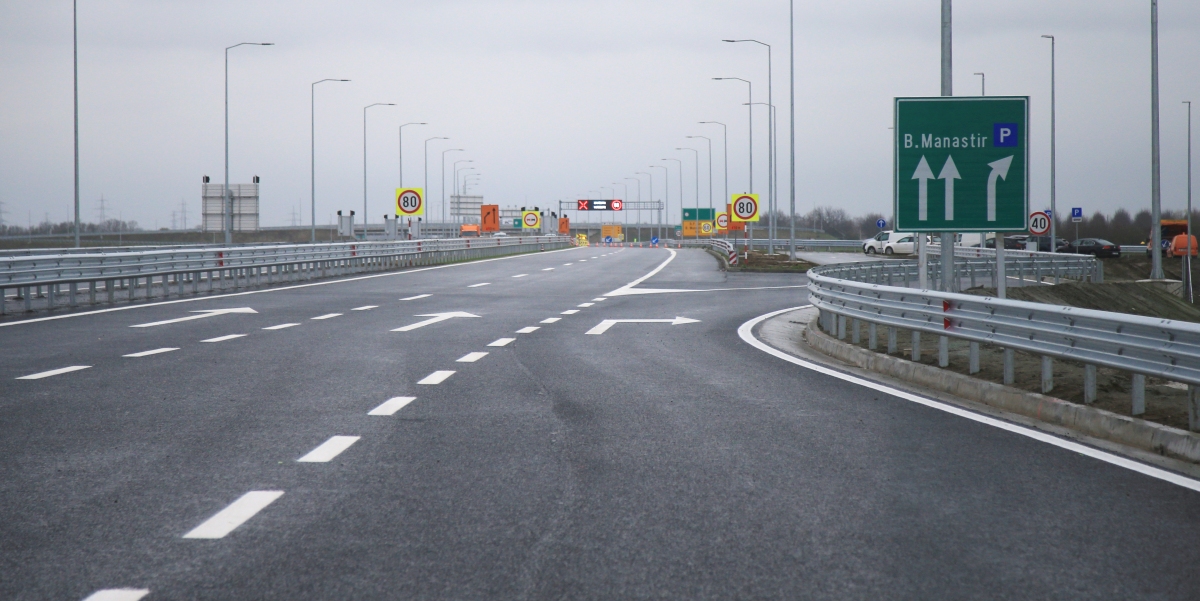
[391,311,480,332]
[585,316,700,335]
[912,156,935,221]
[987,155,1014,222]
[938,155,961,221]
[130,307,257,328]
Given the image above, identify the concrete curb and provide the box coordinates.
[802,315,1200,464]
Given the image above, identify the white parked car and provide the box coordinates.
[863,230,914,254]
[883,234,918,255]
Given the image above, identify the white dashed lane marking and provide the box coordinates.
[369,396,415,416]
[418,370,456,384]
[512,274,528,278]
[297,436,361,462]
[82,589,150,601]
[540,317,561,324]
[542,268,555,271]
[201,334,246,343]
[488,338,516,347]
[563,263,573,266]
[561,309,579,315]
[457,352,489,362]
[351,305,378,311]
[311,313,342,320]
[578,303,594,307]
[400,294,431,301]
[516,326,540,334]
[182,491,284,539]
[468,283,491,288]
[263,323,300,330]
[592,298,607,302]
[16,365,92,380]
[123,348,179,358]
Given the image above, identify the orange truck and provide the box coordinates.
[460,223,481,237]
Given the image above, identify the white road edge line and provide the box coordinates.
[297,436,361,462]
[123,348,179,358]
[17,365,92,380]
[182,490,284,539]
[488,338,516,347]
[540,317,561,324]
[201,334,246,343]
[82,589,150,601]
[400,294,431,301]
[457,352,489,362]
[592,298,607,301]
[263,323,300,330]
[418,370,456,384]
[369,396,416,416]
[351,305,378,311]
[738,305,1200,494]
[516,326,540,334]
[311,313,343,320]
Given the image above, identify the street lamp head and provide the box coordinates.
[722,39,736,42]
[1041,34,1054,39]
[258,43,274,46]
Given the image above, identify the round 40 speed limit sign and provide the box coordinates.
[730,194,760,222]
[1028,211,1050,236]
[395,188,424,216]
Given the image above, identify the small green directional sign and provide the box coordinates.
[894,97,1029,232]
[682,208,715,220]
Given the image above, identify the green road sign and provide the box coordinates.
[894,96,1029,232]
[682,208,715,220]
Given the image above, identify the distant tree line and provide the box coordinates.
[756,206,1190,244]
[0,219,141,237]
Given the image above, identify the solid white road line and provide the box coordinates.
[457,352,489,362]
[592,298,607,301]
[369,396,416,416]
[123,348,179,358]
[739,306,1200,494]
[542,268,555,271]
[311,313,342,320]
[400,294,431,301]
[263,323,300,330]
[182,491,284,539]
[352,305,378,311]
[418,370,456,384]
[540,317,561,324]
[488,338,516,347]
[83,589,150,601]
[16,365,92,380]
[577,303,594,307]
[512,274,528,278]
[201,334,246,343]
[561,309,579,315]
[297,436,361,462]
[516,326,540,334]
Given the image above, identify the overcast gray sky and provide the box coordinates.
[2,1,1198,229]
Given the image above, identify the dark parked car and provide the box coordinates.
[983,236,1027,250]
[1026,235,1070,252]
[1067,238,1121,258]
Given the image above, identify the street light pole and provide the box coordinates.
[677,148,699,233]
[441,149,464,227]
[363,103,395,239]
[725,39,774,251]
[625,177,640,240]
[1042,35,1057,257]
[687,136,713,237]
[73,0,79,247]
[714,77,754,244]
[789,0,796,259]
[224,42,273,246]
[636,172,653,240]
[974,72,985,96]
[398,122,426,188]
[1150,1,1164,280]
[1186,100,1193,302]
[663,158,683,237]
[424,137,449,224]
[651,166,668,241]
[311,79,349,243]
[700,122,729,233]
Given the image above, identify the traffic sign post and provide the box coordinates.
[894,97,1029,232]
[395,188,424,217]
[1071,207,1083,243]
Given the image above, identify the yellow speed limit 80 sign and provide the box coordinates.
[395,188,424,216]
[730,194,760,222]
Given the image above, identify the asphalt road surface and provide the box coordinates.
[3,245,1200,600]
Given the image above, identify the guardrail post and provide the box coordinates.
[1189,386,1198,431]
[969,342,980,374]
[23,286,31,312]
[48,284,56,309]
[868,322,877,350]
[938,336,949,367]
[1041,356,1054,393]
[69,282,78,307]
[887,327,897,353]
[1084,365,1097,404]
[836,315,846,340]
[911,331,921,361]
[850,319,860,344]
[192,272,199,294]
[0,287,5,315]
[1132,374,1146,415]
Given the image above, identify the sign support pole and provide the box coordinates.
[939,0,955,293]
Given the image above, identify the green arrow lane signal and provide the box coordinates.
[894,97,1029,232]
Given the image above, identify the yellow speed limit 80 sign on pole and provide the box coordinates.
[521,210,541,229]
[395,188,424,216]
[730,194,760,222]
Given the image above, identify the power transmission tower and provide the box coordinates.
[180,198,188,230]
[95,194,108,224]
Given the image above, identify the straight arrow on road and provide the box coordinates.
[130,308,257,328]
[391,312,480,332]
[585,317,699,335]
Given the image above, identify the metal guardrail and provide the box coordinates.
[0,236,571,315]
[807,256,1200,430]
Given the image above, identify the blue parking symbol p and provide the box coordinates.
[993,123,1019,147]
